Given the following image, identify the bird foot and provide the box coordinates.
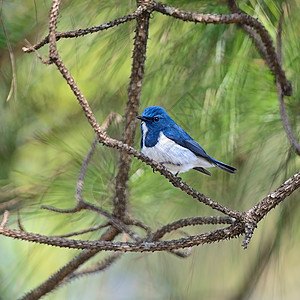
[172,173,182,187]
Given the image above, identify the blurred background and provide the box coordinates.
[1,0,300,299]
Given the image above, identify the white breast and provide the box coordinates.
[141,131,215,174]
[141,122,148,147]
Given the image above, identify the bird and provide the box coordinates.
[136,106,236,176]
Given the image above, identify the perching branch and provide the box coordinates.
[2,171,300,252]
[154,1,292,96]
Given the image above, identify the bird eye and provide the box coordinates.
[154,117,159,122]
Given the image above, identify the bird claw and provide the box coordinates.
[152,163,168,173]
[172,174,182,187]
[159,162,169,172]
[158,164,182,187]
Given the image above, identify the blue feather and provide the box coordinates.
[137,106,236,175]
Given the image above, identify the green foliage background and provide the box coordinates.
[1,0,300,299]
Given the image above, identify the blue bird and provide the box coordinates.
[136,106,236,176]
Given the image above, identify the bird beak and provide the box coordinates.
[136,116,150,122]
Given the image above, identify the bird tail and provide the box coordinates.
[213,159,237,174]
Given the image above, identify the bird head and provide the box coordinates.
[136,106,173,131]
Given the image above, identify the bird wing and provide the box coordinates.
[163,125,237,174]
[182,137,237,174]
[163,125,213,161]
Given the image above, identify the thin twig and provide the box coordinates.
[76,135,99,205]
[42,201,141,242]
[83,202,141,241]
[276,82,300,154]
[113,0,153,219]
[125,218,152,236]
[0,210,9,227]
[41,205,81,214]
[52,222,110,238]
[17,211,26,231]
[66,252,122,281]
[0,197,23,211]
[276,9,284,66]
[22,6,148,53]
[154,1,292,96]
[23,39,52,64]
[275,10,300,155]
[227,0,271,71]
[150,216,235,241]
[76,113,121,205]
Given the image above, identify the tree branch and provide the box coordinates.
[154,1,292,96]
[3,171,299,251]
[19,226,119,300]
[22,5,148,53]
[227,0,272,73]
[76,112,121,206]
[150,216,235,241]
[42,201,141,242]
[275,10,300,155]
[113,0,153,219]
[65,252,122,282]
[52,222,110,238]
